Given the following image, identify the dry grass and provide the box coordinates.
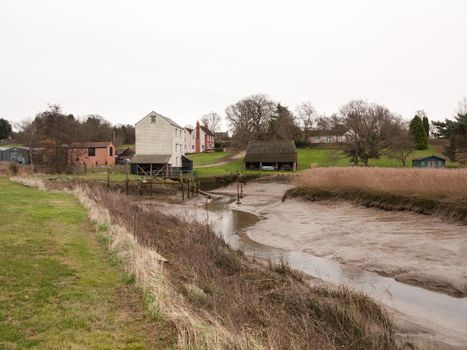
[296,167,467,202]
[13,176,397,349]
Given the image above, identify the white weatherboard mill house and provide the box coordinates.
[131,111,191,175]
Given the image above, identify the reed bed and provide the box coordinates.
[296,167,467,202]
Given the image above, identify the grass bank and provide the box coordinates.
[20,177,397,349]
[287,168,467,223]
[0,177,176,349]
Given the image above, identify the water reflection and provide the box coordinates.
[203,197,467,337]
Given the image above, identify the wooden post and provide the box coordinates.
[149,179,152,197]
[236,171,241,204]
[125,163,129,195]
[180,174,185,201]
[187,178,190,199]
[84,163,87,174]
[107,167,110,190]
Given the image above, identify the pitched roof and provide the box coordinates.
[200,125,214,136]
[412,155,447,161]
[130,154,171,164]
[244,140,297,163]
[135,111,184,129]
[185,127,193,133]
[70,142,113,148]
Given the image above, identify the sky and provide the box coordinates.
[1,0,466,130]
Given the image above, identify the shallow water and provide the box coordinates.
[202,196,467,346]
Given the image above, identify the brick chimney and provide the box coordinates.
[195,121,201,153]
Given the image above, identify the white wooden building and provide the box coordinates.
[131,111,192,175]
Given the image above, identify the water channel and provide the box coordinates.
[199,196,467,348]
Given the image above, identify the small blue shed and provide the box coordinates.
[412,155,446,168]
[0,146,30,164]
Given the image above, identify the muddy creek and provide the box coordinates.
[157,183,467,348]
[198,193,467,348]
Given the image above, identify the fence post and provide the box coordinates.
[236,170,241,204]
[125,163,129,195]
[107,167,110,190]
[180,174,185,201]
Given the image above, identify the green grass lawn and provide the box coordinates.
[0,177,175,349]
[187,152,231,166]
[194,146,463,176]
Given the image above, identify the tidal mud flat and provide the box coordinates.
[208,182,467,349]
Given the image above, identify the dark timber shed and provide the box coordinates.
[244,140,297,171]
[412,155,446,168]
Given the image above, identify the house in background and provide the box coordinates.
[68,142,115,166]
[131,111,192,175]
[0,146,30,164]
[195,121,215,152]
[184,127,195,153]
[307,128,349,144]
[412,155,446,168]
[244,140,297,171]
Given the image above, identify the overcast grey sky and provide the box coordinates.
[1,0,466,128]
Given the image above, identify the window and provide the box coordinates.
[109,147,113,156]
[438,161,443,167]
[192,145,194,149]
[202,145,205,150]
[88,147,96,157]
[421,161,425,166]
[151,116,156,123]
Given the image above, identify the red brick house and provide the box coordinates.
[194,121,215,153]
[68,142,115,166]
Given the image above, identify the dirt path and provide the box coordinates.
[195,150,245,168]
[212,182,467,349]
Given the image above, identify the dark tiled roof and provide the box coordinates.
[200,125,214,136]
[185,127,193,133]
[244,140,297,163]
[412,155,447,161]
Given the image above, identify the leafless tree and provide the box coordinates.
[341,100,402,166]
[225,94,276,148]
[201,112,222,133]
[457,97,467,115]
[15,118,36,171]
[296,102,317,137]
[387,122,415,167]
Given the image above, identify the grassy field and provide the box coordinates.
[0,177,175,349]
[186,151,231,166]
[193,146,463,176]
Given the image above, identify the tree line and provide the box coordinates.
[224,94,466,165]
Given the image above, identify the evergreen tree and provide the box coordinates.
[422,116,430,138]
[0,118,12,140]
[409,115,428,150]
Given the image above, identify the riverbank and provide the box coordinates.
[211,181,467,349]
[290,167,467,224]
[9,176,396,350]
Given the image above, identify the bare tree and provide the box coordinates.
[387,123,414,167]
[296,102,317,137]
[457,97,467,115]
[341,100,402,166]
[225,94,276,148]
[200,112,222,133]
